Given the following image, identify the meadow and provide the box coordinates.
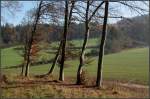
[1,38,149,85]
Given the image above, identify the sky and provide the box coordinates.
[1,1,35,25]
[1,1,149,26]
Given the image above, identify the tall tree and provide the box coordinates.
[58,0,69,81]
[76,0,90,85]
[76,1,104,85]
[94,1,148,88]
[47,0,75,76]
[96,1,109,88]
[24,1,43,77]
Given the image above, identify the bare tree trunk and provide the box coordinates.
[96,1,109,88]
[76,1,90,85]
[25,62,30,77]
[76,27,89,84]
[47,41,62,75]
[21,28,28,76]
[24,1,43,77]
[21,53,26,76]
[59,0,69,81]
[47,1,75,76]
[21,61,25,76]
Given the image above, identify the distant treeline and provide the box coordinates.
[1,15,149,54]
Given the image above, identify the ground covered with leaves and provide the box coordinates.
[1,75,149,98]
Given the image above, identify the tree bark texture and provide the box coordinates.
[59,0,69,81]
[96,1,109,87]
[76,1,90,85]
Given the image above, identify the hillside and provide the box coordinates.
[2,44,149,85]
[116,14,149,45]
[1,46,149,98]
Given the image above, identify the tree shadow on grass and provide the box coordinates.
[0,74,75,89]
[1,76,96,90]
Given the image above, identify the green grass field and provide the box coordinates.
[1,38,149,85]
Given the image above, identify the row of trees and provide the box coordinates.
[1,0,148,88]
[19,0,109,87]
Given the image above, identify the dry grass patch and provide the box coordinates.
[1,75,149,98]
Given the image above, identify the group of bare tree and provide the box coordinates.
[1,0,148,88]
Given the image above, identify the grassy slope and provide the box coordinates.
[1,38,149,84]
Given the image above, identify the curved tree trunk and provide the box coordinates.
[76,1,90,85]
[76,26,89,84]
[96,1,109,88]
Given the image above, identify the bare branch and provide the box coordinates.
[88,1,104,22]
[118,1,148,16]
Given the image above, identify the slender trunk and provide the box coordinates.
[25,62,30,76]
[21,29,28,76]
[76,1,90,85]
[21,61,25,76]
[21,53,26,76]
[59,0,69,81]
[76,25,89,84]
[47,41,62,75]
[24,1,43,77]
[21,66,24,76]
[47,1,75,75]
[96,1,109,87]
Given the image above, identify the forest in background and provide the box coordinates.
[1,14,149,54]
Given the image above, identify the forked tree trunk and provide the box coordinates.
[96,1,109,87]
[76,1,90,85]
[59,0,69,81]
